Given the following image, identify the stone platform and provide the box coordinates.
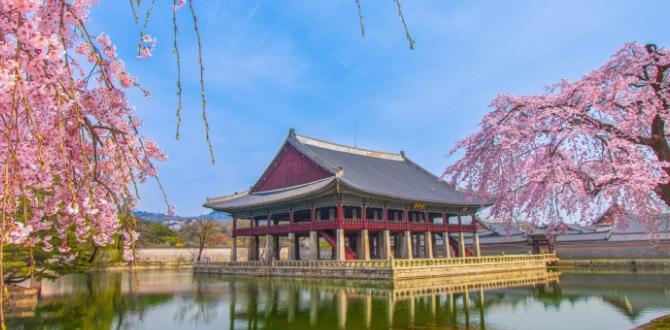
[193,253,558,280]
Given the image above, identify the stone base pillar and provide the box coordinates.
[357,229,370,260]
[273,235,281,260]
[264,235,274,264]
[424,231,433,259]
[442,232,451,258]
[288,233,296,260]
[458,232,466,258]
[309,231,319,260]
[231,237,238,262]
[247,236,257,261]
[474,232,481,257]
[295,234,301,260]
[401,230,413,259]
[335,229,346,261]
[382,230,392,259]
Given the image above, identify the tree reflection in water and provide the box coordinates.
[6,270,670,329]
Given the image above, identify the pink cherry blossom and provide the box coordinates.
[445,43,670,233]
[0,1,167,263]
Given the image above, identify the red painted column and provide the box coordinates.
[383,206,388,224]
[232,214,237,237]
[337,202,343,228]
[473,213,477,233]
[266,210,271,234]
[310,205,315,230]
[442,212,447,232]
[362,200,367,227]
[289,208,294,231]
[403,207,408,231]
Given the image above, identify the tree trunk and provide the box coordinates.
[649,115,670,206]
[197,243,204,262]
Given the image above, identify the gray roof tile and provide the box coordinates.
[204,177,335,210]
[289,134,484,207]
[205,131,486,211]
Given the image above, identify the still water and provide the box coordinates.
[7,269,670,330]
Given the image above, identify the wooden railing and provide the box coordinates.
[233,221,478,236]
[273,259,392,268]
[391,253,557,268]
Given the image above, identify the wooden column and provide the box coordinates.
[288,209,296,260]
[402,230,413,259]
[361,200,367,225]
[248,214,257,261]
[264,211,273,264]
[424,231,433,259]
[357,229,370,260]
[442,212,450,258]
[231,237,238,262]
[473,212,481,257]
[288,233,296,260]
[458,214,466,258]
[336,228,346,261]
[309,231,319,260]
[264,234,274,264]
[337,202,343,226]
[382,229,392,259]
[231,215,238,262]
[273,234,280,260]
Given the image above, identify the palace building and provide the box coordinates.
[204,129,488,263]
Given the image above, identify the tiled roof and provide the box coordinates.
[479,222,524,236]
[611,215,670,234]
[555,231,610,242]
[205,130,487,211]
[289,133,485,207]
[204,177,335,210]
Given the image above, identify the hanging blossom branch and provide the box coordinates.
[355,0,365,37]
[188,0,215,164]
[172,0,184,140]
[0,0,200,323]
[354,0,415,49]
[393,0,415,50]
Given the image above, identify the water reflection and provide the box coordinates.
[7,270,670,330]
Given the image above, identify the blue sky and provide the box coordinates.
[90,1,670,216]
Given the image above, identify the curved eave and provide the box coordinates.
[203,177,337,213]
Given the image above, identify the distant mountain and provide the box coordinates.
[133,210,230,223]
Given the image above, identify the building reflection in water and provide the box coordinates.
[192,269,560,329]
[12,270,670,329]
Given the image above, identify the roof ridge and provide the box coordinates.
[294,133,404,161]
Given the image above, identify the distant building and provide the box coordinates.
[471,215,670,259]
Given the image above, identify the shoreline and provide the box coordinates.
[633,313,670,330]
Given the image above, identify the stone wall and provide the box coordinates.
[553,241,670,259]
[194,254,556,280]
[476,241,670,260]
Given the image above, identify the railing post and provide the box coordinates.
[458,214,466,258]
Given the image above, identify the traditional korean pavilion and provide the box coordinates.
[204,129,487,263]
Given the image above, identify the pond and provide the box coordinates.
[7,269,670,329]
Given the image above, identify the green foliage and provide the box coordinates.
[3,241,97,284]
[136,219,184,247]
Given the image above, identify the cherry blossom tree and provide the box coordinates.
[445,42,670,232]
[0,0,207,323]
